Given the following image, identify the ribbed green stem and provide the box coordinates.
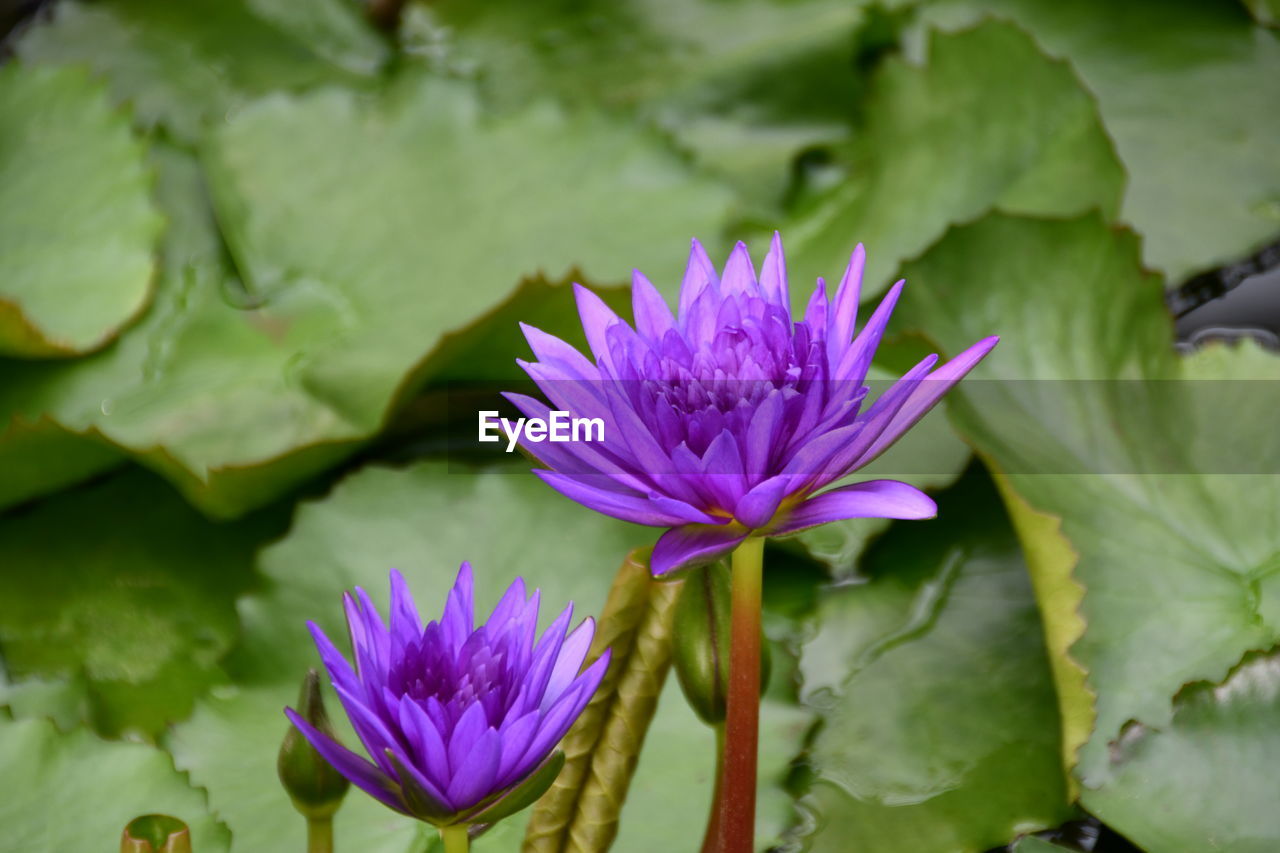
[522,550,654,851]
[306,817,333,853]
[699,723,727,853]
[441,825,470,853]
[716,537,764,853]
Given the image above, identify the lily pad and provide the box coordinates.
[1081,652,1280,853]
[0,467,288,737]
[411,0,867,205]
[0,73,734,517]
[0,64,162,357]
[796,465,1070,852]
[782,19,1123,296]
[0,715,230,852]
[895,212,1280,844]
[914,0,1280,279]
[13,0,388,143]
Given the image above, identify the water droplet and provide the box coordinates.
[100,399,114,416]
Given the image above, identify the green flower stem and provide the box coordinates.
[441,825,470,853]
[718,536,764,853]
[564,574,683,849]
[523,550,653,851]
[699,723,727,853]
[306,816,333,853]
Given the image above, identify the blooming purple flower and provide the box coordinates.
[286,564,608,827]
[507,235,998,575]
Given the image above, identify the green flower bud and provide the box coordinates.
[278,669,351,819]
[671,562,770,725]
[120,815,191,853]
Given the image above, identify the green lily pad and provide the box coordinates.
[0,64,162,357]
[894,212,1280,845]
[915,0,1280,279]
[0,468,288,737]
[0,417,121,510]
[1082,652,1280,853]
[411,0,866,206]
[0,715,229,852]
[170,460,808,850]
[0,72,734,517]
[782,19,1123,296]
[796,466,1070,852]
[13,0,388,143]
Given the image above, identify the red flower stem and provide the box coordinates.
[717,536,764,853]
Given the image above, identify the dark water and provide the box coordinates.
[985,817,1144,853]
[1172,239,1280,352]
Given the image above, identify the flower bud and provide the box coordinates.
[671,562,770,725]
[278,669,350,819]
[120,815,191,853]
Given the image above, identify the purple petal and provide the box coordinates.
[720,241,757,296]
[520,322,600,381]
[386,742,454,814]
[440,562,474,652]
[388,569,422,648]
[803,278,828,332]
[742,390,785,481]
[833,279,904,385]
[520,603,574,707]
[484,577,529,638]
[398,698,451,791]
[496,710,542,784]
[353,586,391,665]
[501,390,647,489]
[770,480,937,535]
[651,524,749,575]
[802,354,938,491]
[448,702,490,775]
[827,244,866,362]
[307,621,359,695]
[678,238,719,320]
[759,231,790,315]
[733,475,792,528]
[574,283,626,371]
[847,335,1000,469]
[284,707,410,815]
[446,727,502,808]
[534,469,717,526]
[516,683,587,773]
[332,682,402,773]
[541,618,596,709]
[518,652,611,777]
[698,431,747,511]
[631,270,676,340]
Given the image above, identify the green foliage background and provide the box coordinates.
[0,1,1277,851]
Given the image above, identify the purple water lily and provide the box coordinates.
[507,235,998,575]
[286,564,608,828]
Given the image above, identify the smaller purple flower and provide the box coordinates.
[286,564,609,828]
